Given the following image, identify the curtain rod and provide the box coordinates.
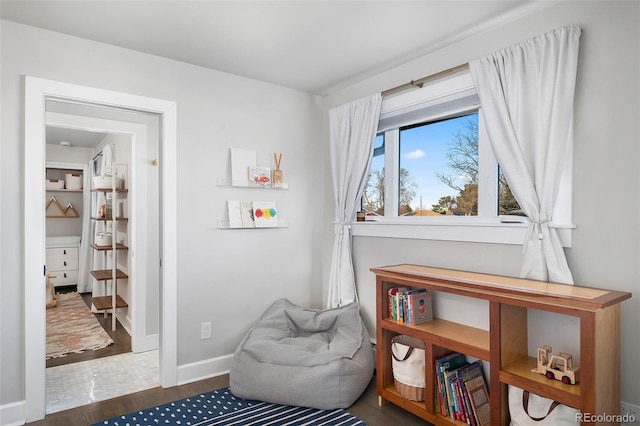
[381,63,470,97]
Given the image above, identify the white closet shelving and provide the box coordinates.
[90,164,129,331]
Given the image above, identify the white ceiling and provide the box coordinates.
[1,0,549,96]
[46,126,108,148]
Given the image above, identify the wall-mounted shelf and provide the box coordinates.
[217,219,289,229]
[91,188,129,193]
[90,216,128,222]
[45,196,80,218]
[46,189,83,193]
[217,177,289,190]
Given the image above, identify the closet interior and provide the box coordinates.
[46,135,132,334]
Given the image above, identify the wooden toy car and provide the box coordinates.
[531,345,580,385]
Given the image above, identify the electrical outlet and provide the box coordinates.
[201,321,211,340]
[621,401,639,424]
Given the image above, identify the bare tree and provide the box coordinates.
[362,167,417,215]
[362,169,385,215]
[435,118,521,216]
[435,120,479,192]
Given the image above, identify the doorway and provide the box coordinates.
[24,76,178,422]
[44,115,158,413]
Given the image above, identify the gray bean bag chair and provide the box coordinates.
[229,298,374,409]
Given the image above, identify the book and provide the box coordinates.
[249,166,271,187]
[406,289,433,325]
[397,289,405,322]
[445,363,469,421]
[230,148,256,187]
[387,288,400,319]
[388,287,407,321]
[453,374,469,424]
[435,352,466,417]
[463,363,491,426]
[455,361,485,425]
[240,201,255,228]
[457,371,475,426]
[458,360,484,426]
[252,201,278,227]
[227,200,244,228]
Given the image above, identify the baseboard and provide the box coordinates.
[176,353,233,386]
[131,333,159,353]
[115,310,132,336]
[0,400,26,426]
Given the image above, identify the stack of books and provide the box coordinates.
[435,353,491,426]
[387,287,433,325]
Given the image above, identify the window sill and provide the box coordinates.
[350,218,574,247]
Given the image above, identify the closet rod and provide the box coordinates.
[381,63,469,97]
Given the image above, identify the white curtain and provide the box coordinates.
[77,160,95,293]
[328,94,382,308]
[469,26,581,284]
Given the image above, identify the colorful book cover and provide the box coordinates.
[453,377,468,423]
[460,361,490,426]
[446,363,469,420]
[456,365,476,426]
[253,201,278,227]
[387,288,400,319]
[435,352,466,417]
[249,166,271,187]
[411,290,433,324]
[465,375,491,426]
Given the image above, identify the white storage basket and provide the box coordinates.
[391,335,425,401]
[65,173,82,190]
[95,232,112,246]
[93,176,122,189]
[46,179,64,190]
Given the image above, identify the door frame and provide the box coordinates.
[24,76,178,422]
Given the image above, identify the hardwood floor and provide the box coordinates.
[27,373,431,426]
[47,291,131,368]
[40,289,429,425]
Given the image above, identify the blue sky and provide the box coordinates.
[372,114,478,211]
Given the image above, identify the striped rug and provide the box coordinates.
[93,387,367,426]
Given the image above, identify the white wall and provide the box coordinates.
[0,19,323,411]
[322,1,640,407]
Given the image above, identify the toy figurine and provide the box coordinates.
[531,345,580,385]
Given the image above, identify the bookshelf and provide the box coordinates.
[371,264,631,425]
[90,177,129,331]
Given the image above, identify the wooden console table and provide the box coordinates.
[371,264,632,425]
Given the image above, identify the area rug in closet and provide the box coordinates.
[93,387,367,426]
[46,292,113,359]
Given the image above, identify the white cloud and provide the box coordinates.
[405,149,426,160]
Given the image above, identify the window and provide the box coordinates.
[355,69,573,247]
[399,113,481,217]
[362,134,385,216]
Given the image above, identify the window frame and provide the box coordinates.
[354,70,574,247]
